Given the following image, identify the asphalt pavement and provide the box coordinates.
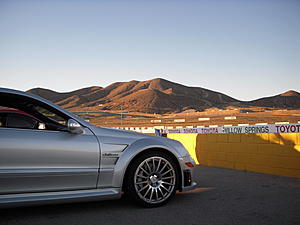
[1,166,299,225]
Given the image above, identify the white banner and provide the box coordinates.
[158,123,300,135]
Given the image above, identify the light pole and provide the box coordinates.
[120,105,123,126]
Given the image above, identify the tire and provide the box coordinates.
[124,151,179,207]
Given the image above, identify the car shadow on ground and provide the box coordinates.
[0,190,207,222]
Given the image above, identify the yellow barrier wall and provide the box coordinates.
[167,133,300,178]
[168,133,199,164]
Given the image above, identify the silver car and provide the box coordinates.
[0,88,196,208]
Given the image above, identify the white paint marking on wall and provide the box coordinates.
[224,116,237,120]
[174,119,186,122]
[198,118,210,121]
[153,126,165,129]
[151,120,162,123]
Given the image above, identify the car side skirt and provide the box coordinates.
[0,188,121,208]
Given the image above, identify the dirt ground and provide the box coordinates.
[83,108,300,128]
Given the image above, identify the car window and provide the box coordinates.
[0,114,3,127]
[0,92,70,131]
[6,113,38,129]
[34,105,67,126]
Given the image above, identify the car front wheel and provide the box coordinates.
[125,151,179,207]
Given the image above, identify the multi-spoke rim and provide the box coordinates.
[134,156,176,204]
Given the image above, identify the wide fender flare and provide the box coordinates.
[112,137,183,188]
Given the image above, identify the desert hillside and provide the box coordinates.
[27,78,300,113]
[247,90,300,109]
[28,78,239,113]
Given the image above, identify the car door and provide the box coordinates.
[0,126,100,195]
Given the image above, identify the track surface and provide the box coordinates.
[1,166,299,225]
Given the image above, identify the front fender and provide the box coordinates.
[111,137,183,188]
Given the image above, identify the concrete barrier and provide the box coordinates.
[167,133,300,178]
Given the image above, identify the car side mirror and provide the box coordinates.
[67,119,84,134]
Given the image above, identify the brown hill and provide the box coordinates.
[27,79,300,113]
[247,90,300,109]
[27,78,238,113]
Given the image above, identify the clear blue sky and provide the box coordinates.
[0,0,299,101]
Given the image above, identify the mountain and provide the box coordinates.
[27,78,239,113]
[27,79,300,113]
[247,90,300,109]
